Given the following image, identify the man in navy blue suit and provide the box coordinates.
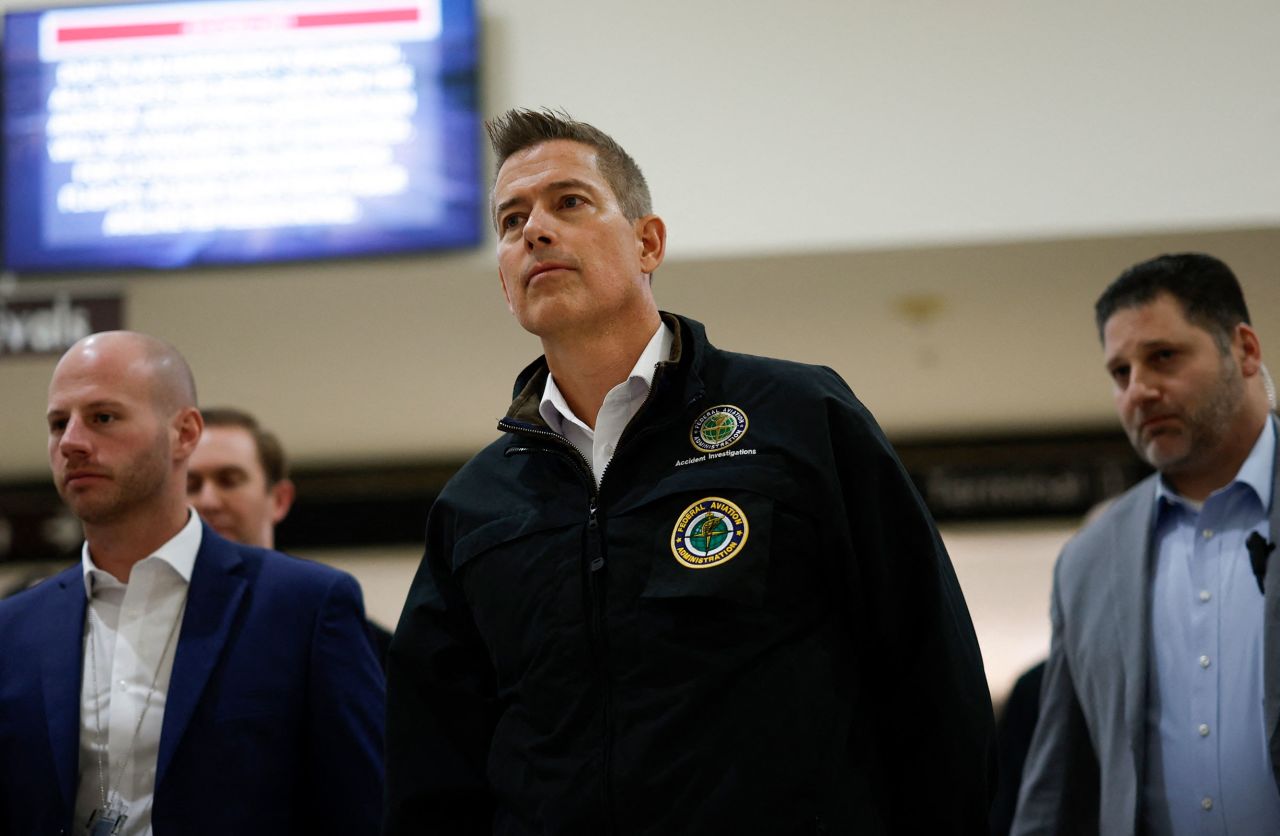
[0,331,384,836]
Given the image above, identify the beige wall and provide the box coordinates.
[3,229,1277,479]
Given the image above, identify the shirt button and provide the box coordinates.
[1198,723,1210,737]
[1199,655,1211,668]
[1202,529,1214,539]
[1202,796,1213,811]
[1199,590,1212,602]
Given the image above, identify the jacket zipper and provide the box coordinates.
[496,363,694,832]
[585,498,613,832]
[500,423,616,833]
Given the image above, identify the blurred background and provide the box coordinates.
[2,0,1278,707]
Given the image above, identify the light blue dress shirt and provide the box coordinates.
[1144,416,1279,835]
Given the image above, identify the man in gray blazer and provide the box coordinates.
[1013,253,1280,835]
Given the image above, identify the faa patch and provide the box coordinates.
[670,497,749,569]
[690,404,748,452]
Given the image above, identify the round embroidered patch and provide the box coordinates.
[670,497,749,569]
[690,404,749,452]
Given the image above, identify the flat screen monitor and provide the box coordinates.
[2,0,481,273]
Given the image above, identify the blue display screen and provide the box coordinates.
[3,0,481,273]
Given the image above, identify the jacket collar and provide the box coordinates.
[155,524,248,787]
[1109,474,1158,796]
[1263,418,1280,785]
[41,565,89,816]
[501,312,707,435]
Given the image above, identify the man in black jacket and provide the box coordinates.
[385,108,995,835]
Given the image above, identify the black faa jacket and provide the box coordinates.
[386,313,995,835]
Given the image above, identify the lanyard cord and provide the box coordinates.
[86,594,187,812]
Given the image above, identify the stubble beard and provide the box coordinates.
[1134,355,1244,479]
[62,431,173,526]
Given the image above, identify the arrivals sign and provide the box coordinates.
[0,291,123,357]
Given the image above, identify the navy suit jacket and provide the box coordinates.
[0,525,385,836]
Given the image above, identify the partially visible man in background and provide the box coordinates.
[1014,253,1280,835]
[188,406,393,666]
[187,407,295,549]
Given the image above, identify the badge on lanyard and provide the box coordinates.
[86,799,128,835]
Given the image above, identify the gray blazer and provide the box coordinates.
[1011,440,1280,836]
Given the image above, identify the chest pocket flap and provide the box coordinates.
[450,510,580,573]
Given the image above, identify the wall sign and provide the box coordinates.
[0,291,123,357]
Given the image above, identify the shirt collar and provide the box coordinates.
[81,508,204,597]
[539,321,673,434]
[1156,415,1276,512]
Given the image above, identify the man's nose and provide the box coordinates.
[192,481,221,510]
[1126,367,1161,405]
[58,415,91,457]
[523,207,555,249]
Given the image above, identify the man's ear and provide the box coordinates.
[173,407,203,462]
[636,214,666,275]
[1235,322,1262,377]
[269,478,296,525]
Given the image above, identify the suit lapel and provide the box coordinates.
[1110,479,1158,779]
[1264,430,1280,789]
[40,567,89,812]
[156,529,247,786]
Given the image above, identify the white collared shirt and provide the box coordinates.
[539,322,673,486]
[74,510,202,836]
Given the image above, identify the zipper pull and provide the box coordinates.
[588,502,605,572]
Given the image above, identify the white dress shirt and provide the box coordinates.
[74,510,202,836]
[539,322,673,486]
